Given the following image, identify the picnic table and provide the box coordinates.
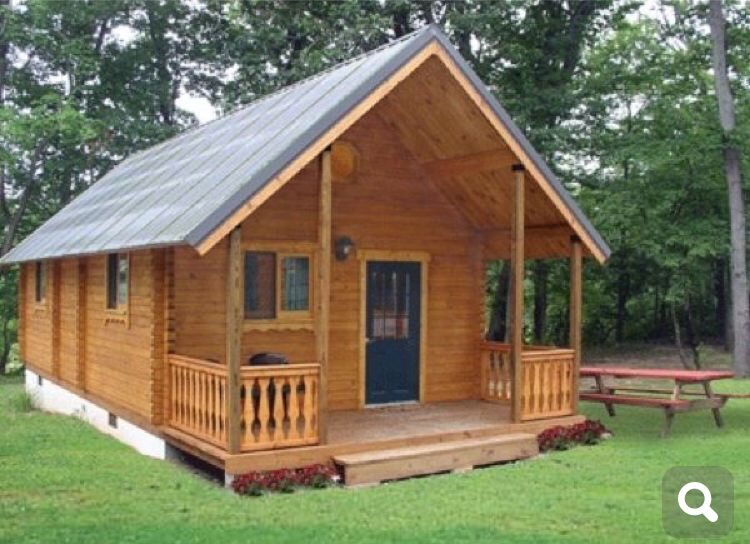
[579,367,735,437]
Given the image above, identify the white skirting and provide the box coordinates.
[25,369,168,460]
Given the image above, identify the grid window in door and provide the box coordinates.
[371,269,410,340]
[281,256,310,311]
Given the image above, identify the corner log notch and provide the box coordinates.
[421,147,516,180]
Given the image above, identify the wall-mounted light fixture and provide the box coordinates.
[335,236,355,261]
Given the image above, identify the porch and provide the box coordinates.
[161,341,579,474]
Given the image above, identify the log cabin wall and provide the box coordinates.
[20,250,164,424]
[171,103,483,410]
[21,262,54,376]
[58,258,82,387]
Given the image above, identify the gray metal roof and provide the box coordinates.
[1,24,610,264]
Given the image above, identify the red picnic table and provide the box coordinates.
[579,367,735,437]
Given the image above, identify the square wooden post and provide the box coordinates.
[316,149,332,444]
[510,164,525,423]
[226,227,243,454]
[569,236,583,413]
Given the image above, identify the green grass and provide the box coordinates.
[1,374,748,543]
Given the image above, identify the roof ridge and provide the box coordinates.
[115,25,436,170]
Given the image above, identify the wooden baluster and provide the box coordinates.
[552,359,560,411]
[302,375,312,438]
[288,376,301,440]
[219,377,226,443]
[171,365,177,425]
[501,352,513,401]
[257,377,271,445]
[524,362,534,417]
[479,350,492,399]
[274,378,287,441]
[201,371,207,435]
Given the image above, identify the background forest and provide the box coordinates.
[1,0,748,373]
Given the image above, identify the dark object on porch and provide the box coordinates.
[248,353,288,366]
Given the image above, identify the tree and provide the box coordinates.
[708,0,750,376]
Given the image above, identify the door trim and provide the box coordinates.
[357,250,430,409]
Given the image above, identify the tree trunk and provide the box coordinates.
[709,0,750,376]
[487,261,510,341]
[532,261,548,344]
[671,302,691,370]
[714,257,728,348]
[615,270,630,343]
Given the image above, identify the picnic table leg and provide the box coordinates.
[662,408,675,438]
[701,381,724,428]
[595,376,615,416]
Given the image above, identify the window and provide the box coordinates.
[244,252,276,319]
[281,256,310,312]
[34,261,47,303]
[244,251,312,322]
[106,253,129,311]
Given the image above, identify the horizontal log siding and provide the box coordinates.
[173,104,482,410]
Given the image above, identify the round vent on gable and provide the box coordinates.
[331,141,359,183]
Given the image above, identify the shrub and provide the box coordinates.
[232,464,339,496]
[537,419,610,453]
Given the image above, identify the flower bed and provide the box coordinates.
[231,464,339,496]
[537,419,611,453]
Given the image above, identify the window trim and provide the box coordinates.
[242,242,316,332]
[104,252,130,324]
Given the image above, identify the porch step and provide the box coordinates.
[333,433,538,486]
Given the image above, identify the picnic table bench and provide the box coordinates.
[579,367,735,437]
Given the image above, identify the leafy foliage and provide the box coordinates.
[1,0,749,372]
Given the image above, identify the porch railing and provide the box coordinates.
[480,342,576,421]
[166,354,320,452]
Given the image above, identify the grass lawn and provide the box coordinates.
[1,372,748,543]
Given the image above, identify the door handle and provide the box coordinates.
[366,337,375,344]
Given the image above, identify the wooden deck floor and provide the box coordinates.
[328,400,512,444]
[163,400,583,476]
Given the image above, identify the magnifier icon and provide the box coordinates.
[678,481,718,522]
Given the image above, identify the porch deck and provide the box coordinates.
[163,399,583,476]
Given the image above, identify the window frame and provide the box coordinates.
[104,252,130,323]
[243,242,316,331]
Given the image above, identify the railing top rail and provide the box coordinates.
[521,348,575,361]
[168,354,226,376]
[241,362,320,377]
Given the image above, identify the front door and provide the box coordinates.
[365,261,421,405]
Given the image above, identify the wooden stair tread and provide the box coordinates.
[334,433,535,466]
[333,433,538,485]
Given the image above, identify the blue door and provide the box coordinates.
[365,261,421,405]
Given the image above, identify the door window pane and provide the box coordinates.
[281,256,309,311]
[371,270,410,340]
[245,252,276,319]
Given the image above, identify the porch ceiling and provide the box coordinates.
[376,56,577,259]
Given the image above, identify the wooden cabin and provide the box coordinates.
[2,25,610,484]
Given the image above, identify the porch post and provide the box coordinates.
[510,164,525,423]
[226,226,243,454]
[569,236,583,413]
[316,148,332,443]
